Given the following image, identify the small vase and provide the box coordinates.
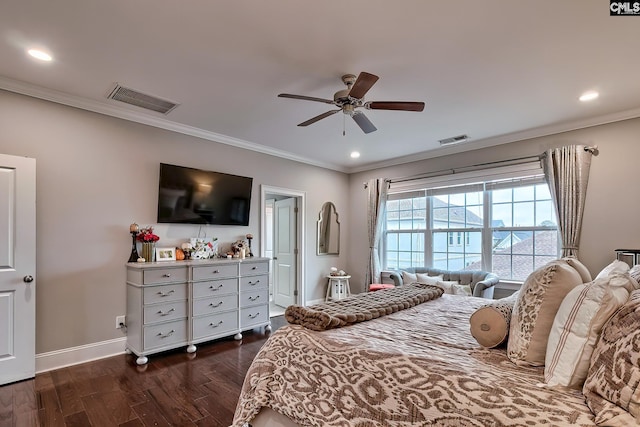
[141,242,155,262]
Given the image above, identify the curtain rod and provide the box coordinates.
[384,145,598,186]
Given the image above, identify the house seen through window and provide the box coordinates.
[384,175,559,282]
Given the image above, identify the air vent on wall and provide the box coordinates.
[107,84,179,114]
[439,134,469,146]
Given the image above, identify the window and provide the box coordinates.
[384,173,559,282]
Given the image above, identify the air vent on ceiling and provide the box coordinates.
[439,134,469,146]
[107,84,179,114]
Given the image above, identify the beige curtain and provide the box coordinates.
[542,145,593,258]
[365,178,389,286]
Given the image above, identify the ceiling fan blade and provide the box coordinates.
[348,72,379,99]
[298,110,340,127]
[278,93,335,105]
[352,111,377,134]
[367,101,425,112]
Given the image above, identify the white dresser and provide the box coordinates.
[126,257,270,365]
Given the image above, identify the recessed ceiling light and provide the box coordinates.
[350,151,360,158]
[27,48,52,62]
[579,91,599,102]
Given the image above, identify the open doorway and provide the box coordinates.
[261,185,305,317]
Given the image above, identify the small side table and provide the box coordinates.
[326,275,351,301]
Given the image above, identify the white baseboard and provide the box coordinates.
[36,337,127,373]
[306,298,325,306]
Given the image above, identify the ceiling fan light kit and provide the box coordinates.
[278,71,425,134]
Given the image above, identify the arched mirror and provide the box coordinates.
[317,202,340,255]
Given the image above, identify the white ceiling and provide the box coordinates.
[2,1,640,173]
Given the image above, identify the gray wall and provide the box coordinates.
[3,85,639,356]
[347,118,640,288]
[0,89,349,354]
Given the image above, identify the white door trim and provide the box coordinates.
[260,185,305,306]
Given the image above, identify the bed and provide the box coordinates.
[232,291,597,426]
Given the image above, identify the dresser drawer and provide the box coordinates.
[192,278,237,298]
[143,300,187,325]
[240,274,268,291]
[143,283,187,304]
[143,267,188,285]
[144,320,187,350]
[192,264,237,281]
[241,261,269,276]
[193,294,238,316]
[240,305,269,329]
[192,310,239,340]
[240,289,269,308]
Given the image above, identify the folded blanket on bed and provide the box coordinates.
[284,283,443,330]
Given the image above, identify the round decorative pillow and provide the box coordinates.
[470,291,519,348]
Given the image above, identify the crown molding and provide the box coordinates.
[3,76,640,176]
[347,107,640,173]
[0,76,348,173]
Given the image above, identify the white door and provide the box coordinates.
[0,154,36,385]
[273,198,296,307]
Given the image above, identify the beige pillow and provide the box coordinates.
[582,290,640,425]
[595,259,630,279]
[416,273,443,286]
[401,271,417,284]
[470,291,519,348]
[507,259,583,366]
[544,274,635,388]
[563,257,592,283]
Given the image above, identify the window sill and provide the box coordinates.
[495,281,523,291]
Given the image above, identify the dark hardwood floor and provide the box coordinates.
[0,316,288,427]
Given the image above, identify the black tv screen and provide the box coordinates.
[157,163,253,225]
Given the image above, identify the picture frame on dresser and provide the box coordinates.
[155,247,176,261]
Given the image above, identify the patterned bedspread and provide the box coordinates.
[233,294,596,426]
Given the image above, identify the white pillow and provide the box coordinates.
[436,280,470,295]
[416,273,443,286]
[595,260,630,279]
[451,283,472,296]
[544,273,636,388]
[401,271,417,284]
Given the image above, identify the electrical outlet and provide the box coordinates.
[116,315,126,329]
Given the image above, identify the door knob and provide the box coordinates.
[23,275,34,283]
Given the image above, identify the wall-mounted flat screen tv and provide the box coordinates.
[157,163,253,225]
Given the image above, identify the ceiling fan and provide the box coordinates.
[278,72,425,134]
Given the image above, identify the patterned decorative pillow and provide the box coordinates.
[562,256,592,284]
[545,274,635,388]
[470,291,519,348]
[628,264,640,288]
[582,290,640,425]
[507,260,583,366]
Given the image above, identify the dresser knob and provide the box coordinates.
[248,312,260,319]
[209,301,223,308]
[162,273,171,278]
[213,270,220,274]
[249,295,260,301]
[209,320,223,328]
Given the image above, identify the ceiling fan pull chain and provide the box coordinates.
[343,113,346,136]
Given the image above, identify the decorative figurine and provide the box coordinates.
[128,223,140,262]
[246,234,254,257]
